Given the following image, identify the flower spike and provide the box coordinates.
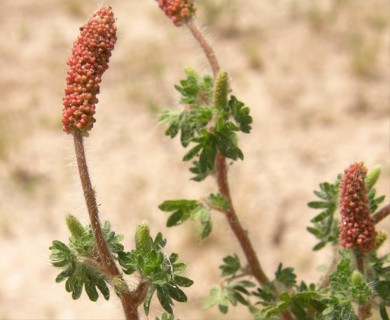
[339,163,377,253]
[62,7,117,136]
[157,0,196,26]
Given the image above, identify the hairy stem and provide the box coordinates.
[373,202,390,224]
[215,153,269,285]
[186,16,294,320]
[186,20,220,79]
[354,250,371,320]
[72,131,139,320]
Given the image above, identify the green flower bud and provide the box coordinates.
[66,214,85,238]
[375,231,387,249]
[366,165,381,191]
[135,221,152,256]
[351,270,365,286]
[213,71,229,110]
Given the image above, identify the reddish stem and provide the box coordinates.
[215,153,269,285]
[373,203,390,224]
[186,20,220,78]
[73,131,139,320]
[354,250,372,320]
[185,17,294,320]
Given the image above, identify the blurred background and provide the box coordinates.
[0,0,388,318]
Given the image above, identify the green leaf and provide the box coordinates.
[308,201,329,209]
[159,199,212,238]
[229,96,252,133]
[313,241,327,251]
[220,255,241,277]
[157,286,174,314]
[307,175,340,250]
[174,276,194,287]
[167,285,187,302]
[379,302,389,320]
[166,210,189,227]
[159,199,199,212]
[214,129,243,161]
[55,268,73,283]
[206,193,229,211]
[144,285,156,316]
[85,282,99,302]
[96,279,110,300]
[275,263,297,288]
[71,279,83,300]
[204,287,229,312]
[261,292,291,317]
[182,143,203,161]
[310,211,329,223]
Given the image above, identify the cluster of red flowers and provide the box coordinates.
[62,7,117,135]
[157,0,196,26]
[339,163,377,253]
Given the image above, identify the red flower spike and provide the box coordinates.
[158,0,196,26]
[62,7,117,136]
[339,163,377,253]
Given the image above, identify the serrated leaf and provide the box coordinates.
[275,263,296,288]
[220,255,241,277]
[229,96,252,133]
[207,193,229,211]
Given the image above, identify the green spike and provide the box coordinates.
[351,270,365,286]
[213,71,229,110]
[375,231,387,249]
[366,165,381,191]
[135,221,152,256]
[66,214,85,238]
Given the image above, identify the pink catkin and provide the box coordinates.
[62,7,117,136]
[157,0,196,26]
[339,163,377,253]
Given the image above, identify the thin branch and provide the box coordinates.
[186,20,220,78]
[185,17,294,320]
[373,203,390,224]
[72,131,139,320]
[215,153,269,285]
[354,250,372,320]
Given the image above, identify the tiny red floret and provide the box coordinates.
[157,0,196,26]
[62,7,117,135]
[339,163,377,253]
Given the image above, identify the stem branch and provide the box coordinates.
[186,17,294,320]
[373,203,390,224]
[186,20,220,78]
[354,250,371,320]
[215,153,269,285]
[72,131,139,320]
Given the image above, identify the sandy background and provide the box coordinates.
[0,0,389,319]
